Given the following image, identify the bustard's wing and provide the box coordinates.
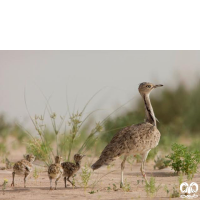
[91,122,160,170]
[48,163,61,175]
[21,159,33,172]
[61,162,77,177]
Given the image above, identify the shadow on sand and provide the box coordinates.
[127,171,177,177]
[7,186,85,192]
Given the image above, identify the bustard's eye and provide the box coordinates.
[146,85,151,88]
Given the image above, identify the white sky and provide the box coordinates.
[0,51,200,129]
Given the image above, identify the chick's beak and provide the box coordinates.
[154,84,163,88]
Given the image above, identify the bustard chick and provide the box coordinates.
[48,156,63,190]
[61,154,85,188]
[91,82,163,187]
[11,154,35,188]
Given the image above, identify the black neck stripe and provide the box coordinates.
[144,95,154,123]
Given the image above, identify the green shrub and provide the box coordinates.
[166,143,200,179]
[145,177,161,197]
[122,179,131,192]
[26,138,53,166]
[80,164,92,188]
[154,156,170,170]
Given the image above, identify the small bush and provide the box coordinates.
[122,179,131,192]
[164,185,170,197]
[80,164,92,188]
[2,178,8,195]
[33,167,40,181]
[165,143,200,179]
[170,186,180,198]
[26,138,53,166]
[145,177,161,197]
[154,156,170,170]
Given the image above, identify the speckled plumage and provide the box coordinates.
[92,122,160,168]
[91,82,163,186]
[48,156,63,190]
[11,154,35,187]
[62,162,79,178]
[61,154,85,188]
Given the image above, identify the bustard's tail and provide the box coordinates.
[91,158,104,170]
[91,158,109,170]
[91,160,102,170]
[91,155,116,170]
[91,126,130,170]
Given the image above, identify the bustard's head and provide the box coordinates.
[138,82,163,95]
[74,154,85,163]
[55,155,62,164]
[25,154,35,163]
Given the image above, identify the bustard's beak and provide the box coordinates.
[154,84,163,88]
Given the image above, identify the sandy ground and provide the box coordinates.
[1,152,200,200]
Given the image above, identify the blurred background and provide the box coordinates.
[0,51,200,163]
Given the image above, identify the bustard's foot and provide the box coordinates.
[142,174,149,185]
[120,182,124,188]
[50,187,53,190]
[54,187,57,190]
[140,168,149,185]
[11,183,14,187]
[70,182,76,187]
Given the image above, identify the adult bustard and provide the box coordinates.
[91,82,163,186]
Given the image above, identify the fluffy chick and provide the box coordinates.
[48,156,63,190]
[11,154,35,187]
[61,154,85,188]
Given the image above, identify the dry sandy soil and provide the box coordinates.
[0,150,200,200]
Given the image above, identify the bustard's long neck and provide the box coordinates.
[143,93,156,126]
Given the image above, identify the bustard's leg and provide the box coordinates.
[50,177,53,190]
[55,175,61,190]
[11,172,15,187]
[24,172,29,188]
[64,177,67,188]
[120,155,127,188]
[67,177,76,187]
[140,150,150,184]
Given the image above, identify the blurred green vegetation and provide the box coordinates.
[0,115,28,157]
[0,115,28,142]
[1,81,200,164]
